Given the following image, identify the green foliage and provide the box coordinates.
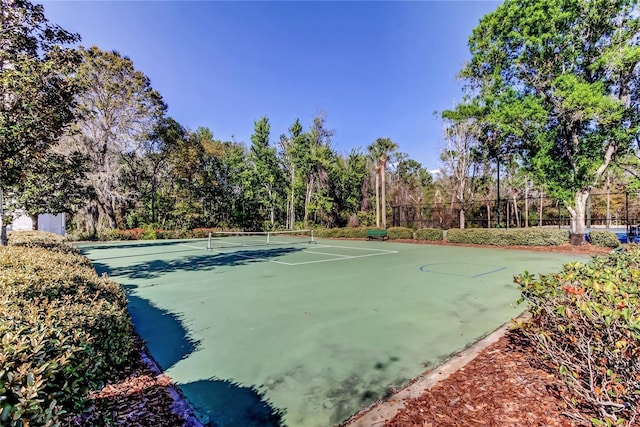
[414,228,444,241]
[386,227,414,240]
[588,231,620,248]
[446,228,569,246]
[0,0,81,190]
[0,239,133,426]
[96,227,226,241]
[7,231,77,254]
[313,227,370,239]
[516,247,640,424]
[461,0,640,237]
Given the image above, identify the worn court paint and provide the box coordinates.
[79,240,590,427]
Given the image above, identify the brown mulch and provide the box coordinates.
[385,332,591,427]
[71,338,198,427]
[77,242,615,427]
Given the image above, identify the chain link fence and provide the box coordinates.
[392,192,640,230]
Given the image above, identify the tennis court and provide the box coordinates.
[79,234,590,427]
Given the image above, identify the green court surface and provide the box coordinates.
[79,238,590,427]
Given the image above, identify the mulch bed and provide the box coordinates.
[71,338,197,427]
[385,332,592,427]
[74,241,617,426]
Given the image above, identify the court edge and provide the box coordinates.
[342,311,531,427]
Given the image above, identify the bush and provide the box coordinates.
[313,227,369,239]
[414,228,444,241]
[516,247,640,425]
[0,244,134,426]
[386,227,414,240]
[588,230,620,248]
[8,230,77,254]
[446,228,569,246]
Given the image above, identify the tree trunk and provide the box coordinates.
[289,167,295,230]
[374,166,380,227]
[30,214,39,231]
[381,160,387,229]
[304,180,312,227]
[459,207,465,229]
[606,173,611,228]
[524,180,529,228]
[567,190,589,245]
[538,191,543,228]
[0,188,7,246]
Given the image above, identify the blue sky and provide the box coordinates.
[40,1,499,170]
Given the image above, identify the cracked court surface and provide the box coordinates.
[79,239,590,427]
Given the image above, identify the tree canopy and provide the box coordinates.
[0,0,82,244]
[461,0,640,242]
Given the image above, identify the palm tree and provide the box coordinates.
[368,138,398,228]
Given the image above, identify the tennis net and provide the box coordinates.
[206,230,315,249]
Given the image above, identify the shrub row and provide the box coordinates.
[7,230,78,254]
[588,230,620,248]
[93,226,585,247]
[516,247,640,425]
[313,227,370,239]
[414,228,444,241]
[1,235,134,426]
[446,228,569,246]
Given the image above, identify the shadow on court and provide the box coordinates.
[124,285,200,370]
[180,379,285,427]
[123,284,285,427]
[80,240,199,251]
[94,246,303,279]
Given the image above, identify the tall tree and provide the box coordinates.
[249,116,283,229]
[278,118,306,229]
[69,46,166,232]
[440,107,481,229]
[0,0,81,244]
[303,114,334,226]
[368,137,398,228]
[462,0,640,243]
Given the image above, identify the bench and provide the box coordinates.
[367,229,388,241]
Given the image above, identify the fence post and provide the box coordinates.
[626,191,629,236]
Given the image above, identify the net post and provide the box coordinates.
[310,229,314,243]
[207,232,212,250]
[267,232,271,245]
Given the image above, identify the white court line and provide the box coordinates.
[178,244,208,250]
[289,250,397,266]
[314,244,398,253]
[302,250,353,258]
[207,247,291,265]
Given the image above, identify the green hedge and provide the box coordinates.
[386,227,414,240]
[313,227,370,239]
[446,228,569,246]
[588,230,620,248]
[1,237,134,426]
[516,247,640,424]
[414,228,444,241]
[8,230,77,254]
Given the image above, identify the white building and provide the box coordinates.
[8,211,66,236]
